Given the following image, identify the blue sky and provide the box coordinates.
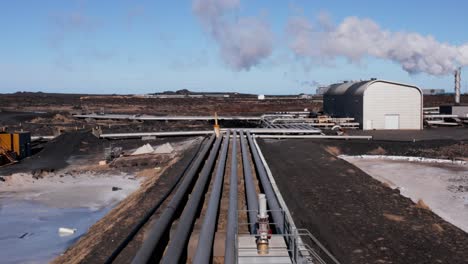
[0,0,467,94]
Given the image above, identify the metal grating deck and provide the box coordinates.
[238,234,292,264]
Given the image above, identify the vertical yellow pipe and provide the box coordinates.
[214,112,220,138]
[13,133,20,156]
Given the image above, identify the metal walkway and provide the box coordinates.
[238,235,291,264]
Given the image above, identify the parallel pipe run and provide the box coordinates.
[74,114,262,121]
[239,130,259,234]
[104,137,208,264]
[193,131,231,264]
[99,128,322,139]
[224,130,238,264]
[253,139,342,264]
[255,135,373,140]
[100,130,213,139]
[131,134,216,264]
[246,131,284,234]
[160,136,224,264]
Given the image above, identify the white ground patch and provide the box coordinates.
[0,172,141,263]
[341,156,468,233]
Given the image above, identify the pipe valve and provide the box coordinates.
[256,193,271,255]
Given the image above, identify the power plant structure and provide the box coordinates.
[455,67,461,105]
[323,79,423,130]
[439,68,468,119]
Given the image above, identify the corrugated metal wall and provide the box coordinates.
[363,82,422,130]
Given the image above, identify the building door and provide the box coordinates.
[366,120,373,130]
[384,114,400,129]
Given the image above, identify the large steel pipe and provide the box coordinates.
[100,128,322,139]
[74,114,262,121]
[160,136,224,263]
[131,134,216,264]
[246,131,284,234]
[104,137,208,264]
[100,130,213,139]
[224,130,238,264]
[255,135,372,140]
[240,130,259,234]
[192,131,231,264]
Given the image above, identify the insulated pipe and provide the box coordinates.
[74,114,262,121]
[100,130,214,139]
[160,136,223,264]
[255,135,373,140]
[240,130,259,234]
[192,131,231,264]
[104,137,208,264]
[253,137,341,264]
[131,134,216,264]
[224,130,238,264]
[258,194,267,218]
[246,131,284,234]
[100,129,322,139]
[226,128,321,133]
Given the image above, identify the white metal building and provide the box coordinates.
[323,80,423,130]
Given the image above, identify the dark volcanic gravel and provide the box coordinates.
[258,139,468,264]
[0,131,102,176]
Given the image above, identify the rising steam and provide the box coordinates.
[287,14,468,75]
[192,0,273,71]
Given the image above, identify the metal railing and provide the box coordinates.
[235,209,339,264]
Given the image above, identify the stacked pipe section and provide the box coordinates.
[132,134,218,263]
[246,131,285,234]
[192,131,231,264]
[224,131,237,264]
[160,133,225,263]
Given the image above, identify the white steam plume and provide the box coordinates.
[287,15,468,75]
[193,0,273,70]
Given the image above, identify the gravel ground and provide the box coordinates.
[258,138,468,264]
[342,157,468,233]
[348,127,468,141]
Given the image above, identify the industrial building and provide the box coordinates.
[422,88,445,95]
[440,105,468,118]
[324,79,423,130]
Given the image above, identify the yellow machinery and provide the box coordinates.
[0,132,31,164]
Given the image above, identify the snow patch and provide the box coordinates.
[339,155,466,165]
[341,155,468,233]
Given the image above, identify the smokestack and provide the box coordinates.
[455,67,461,105]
